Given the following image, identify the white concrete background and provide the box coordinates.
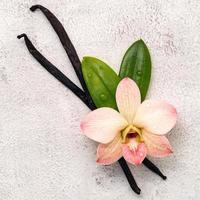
[0,0,200,199]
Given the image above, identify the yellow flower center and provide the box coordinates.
[121,125,143,144]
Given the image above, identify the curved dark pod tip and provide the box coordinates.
[119,158,141,195]
[17,33,88,105]
[143,158,167,180]
[17,33,141,194]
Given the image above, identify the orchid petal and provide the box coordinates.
[134,100,177,135]
[96,135,122,165]
[122,142,147,165]
[142,130,173,157]
[116,78,141,123]
[80,107,127,144]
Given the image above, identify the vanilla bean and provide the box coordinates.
[17,34,88,106]
[30,5,82,84]
[30,5,91,98]
[119,158,141,194]
[30,4,95,110]
[18,33,141,194]
[143,158,167,180]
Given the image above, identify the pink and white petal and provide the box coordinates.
[80,107,128,144]
[133,100,177,135]
[96,135,122,165]
[116,77,141,124]
[142,130,173,157]
[122,142,147,166]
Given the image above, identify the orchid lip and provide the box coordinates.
[121,125,142,143]
[127,132,138,138]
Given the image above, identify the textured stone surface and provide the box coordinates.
[0,0,200,199]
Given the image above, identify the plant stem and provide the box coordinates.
[17,33,141,194]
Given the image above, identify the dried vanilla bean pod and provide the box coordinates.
[30,5,84,88]
[17,34,141,195]
[17,34,88,106]
[30,5,93,103]
[30,4,96,110]
[118,158,140,194]
[143,158,167,180]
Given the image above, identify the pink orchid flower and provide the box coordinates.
[80,78,177,165]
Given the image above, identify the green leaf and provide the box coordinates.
[119,39,151,101]
[82,57,120,109]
